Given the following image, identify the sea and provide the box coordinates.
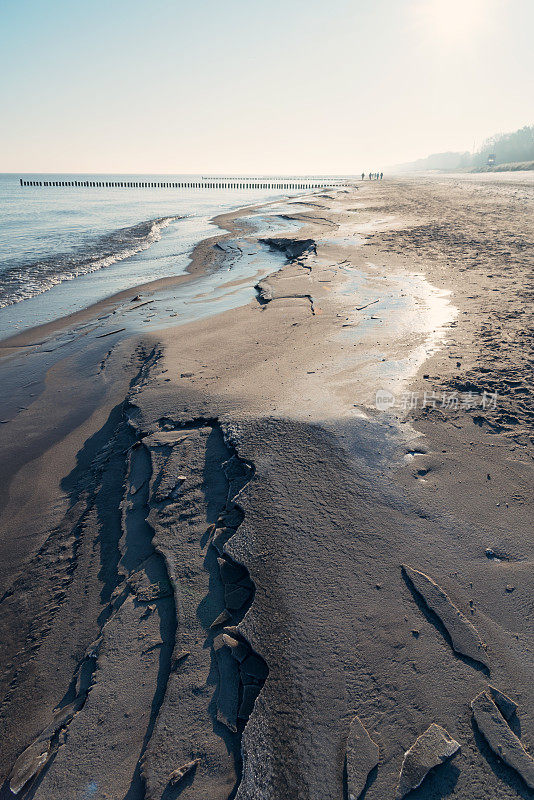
[0,173,321,340]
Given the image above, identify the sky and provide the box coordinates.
[1,0,533,174]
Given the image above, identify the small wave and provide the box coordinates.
[0,216,180,307]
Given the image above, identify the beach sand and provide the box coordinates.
[0,175,532,799]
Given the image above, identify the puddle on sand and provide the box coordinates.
[331,262,457,406]
[239,212,304,237]
[135,239,287,332]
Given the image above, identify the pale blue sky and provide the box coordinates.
[1,0,533,173]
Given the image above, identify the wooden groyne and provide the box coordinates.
[19,178,347,190]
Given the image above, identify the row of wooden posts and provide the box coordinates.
[20,179,343,190]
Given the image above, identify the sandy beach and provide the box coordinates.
[0,174,532,800]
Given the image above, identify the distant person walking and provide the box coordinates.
[361,172,365,181]
[380,172,383,180]
[368,172,372,180]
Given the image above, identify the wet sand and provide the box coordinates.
[0,175,532,800]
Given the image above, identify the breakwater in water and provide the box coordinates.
[20,177,348,190]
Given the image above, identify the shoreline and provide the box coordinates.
[0,197,284,352]
[0,176,532,799]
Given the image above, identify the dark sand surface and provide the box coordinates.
[0,176,532,800]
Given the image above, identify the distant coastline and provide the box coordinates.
[395,123,534,174]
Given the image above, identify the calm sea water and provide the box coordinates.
[0,173,309,339]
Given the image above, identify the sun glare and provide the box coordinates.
[413,0,492,46]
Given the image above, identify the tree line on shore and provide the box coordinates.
[399,124,534,172]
